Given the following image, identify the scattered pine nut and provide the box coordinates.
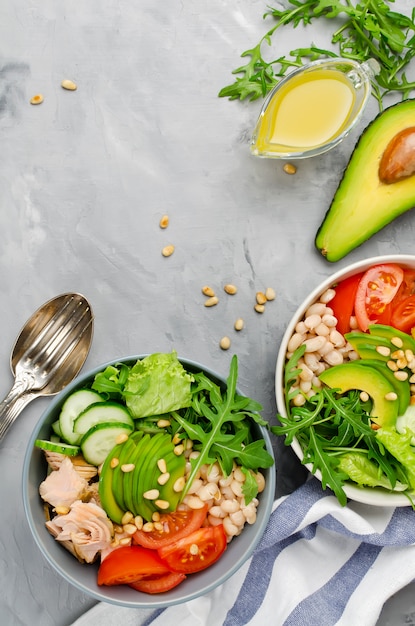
[162,244,175,257]
[360,391,369,402]
[174,444,185,455]
[30,94,44,105]
[152,512,161,522]
[173,476,186,492]
[121,511,134,525]
[224,284,237,295]
[220,336,231,350]
[155,499,170,510]
[157,458,167,473]
[143,489,160,500]
[110,457,119,469]
[254,304,265,314]
[159,214,169,229]
[61,79,77,91]
[265,287,276,301]
[121,463,135,473]
[283,163,297,175]
[123,524,138,535]
[157,419,171,428]
[54,506,70,515]
[384,392,398,401]
[202,286,215,297]
[204,296,219,307]
[256,291,267,305]
[157,472,170,485]
[116,432,129,444]
[234,318,244,331]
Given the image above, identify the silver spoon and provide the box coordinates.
[0,293,94,442]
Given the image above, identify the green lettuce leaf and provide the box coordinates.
[376,428,415,490]
[123,352,194,418]
[338,451,408,491]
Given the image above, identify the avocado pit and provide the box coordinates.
[379,126,415,184]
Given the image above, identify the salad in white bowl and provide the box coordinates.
[24,351,275,605]
[275,255,415,507]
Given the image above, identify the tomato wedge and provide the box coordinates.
[129,571,186,594]
[329,272,363,335]
[133,505,208,550]
[97,546,171,586]
[158,525,227,574]
[354,264,404,332]
[391,295,415,334]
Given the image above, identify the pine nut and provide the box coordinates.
[157,459,167,473]
[123,523,137,535]
[152,512,161,522]
[376,345,391,357]
[159,214,169,229]
[119,537,132,546]
[202,286,215,297]
[121,511,133,525]
[234,318,244,331]
[157,472,170,485]
[394,370,409,381]
[384,392,398,401]
[110,457,119,469]
[121,463,135,473]
[360,391,369,402]
[157,419,171,428]
[55,506,70,515]
[155,499,170,509]
[204,296,219,307]
[154,522,163,531]
[142,522,155,532]
[256,291,267,305]
[143,489,160,500]
[61,79,77,90]
[224,284,237,295]
[173,476,186,492]
[254,304,265,313]
[162,244,175,257]
[220,336,231,350]
[116,433,129,444]
[265,287,276,301]
[387,360,398,371]
[283,162,296,175]
[30,94,44,105]
[391,337,404,348]
[134,516,143,530]
[174,444,184,455]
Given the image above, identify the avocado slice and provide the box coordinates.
[98,441,126,524]
[358,359,410,416]
[368,324,415,354]
[344,331,394,361]
[315,100,415,262]
[319,362,399,427]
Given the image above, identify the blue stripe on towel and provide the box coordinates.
[283,542,381,626]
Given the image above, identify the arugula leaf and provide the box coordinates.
[219,0,415,109]
[173,355,274,501]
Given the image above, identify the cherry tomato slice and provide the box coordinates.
[354,264,404,332]
[129,571,186,594]
[391,295,415,334]
[158,525,227,574]
[392,269,415,305]
[330,272,363,335]
[97,546,171,586]
[133,505,208,550]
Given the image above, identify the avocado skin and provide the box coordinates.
[315,99,415,262]
[319,362,399,427]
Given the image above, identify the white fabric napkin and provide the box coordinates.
[71,478,415,626]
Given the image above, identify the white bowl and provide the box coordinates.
[23,355,276,608]
[275,255,415,507]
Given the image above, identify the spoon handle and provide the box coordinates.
[0,379,36,442]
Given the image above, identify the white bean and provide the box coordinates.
[320,288,336,303]
[288,332,306,353]
[304,352,321,371]
[330,329,346,347]
[318,340,334,356]
[223,516,240,538]
[221,499,240,514]
[303,336,327,352]
[324,350,344,366]
[305,302,326,316]
[299,362,314,382]
[295,321,308,334]
[304,314,322,330]
[230,510,245,526]
[300,380,312,393]
[321,314,338,328]
[314,323,330,336]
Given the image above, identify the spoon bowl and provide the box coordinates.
[0,293,93,442]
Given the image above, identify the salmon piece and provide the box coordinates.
[46,500,114,563]
[39,456,89,508]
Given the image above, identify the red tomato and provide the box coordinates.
[391,295,415,333]
[97,546,171,586]
[133,505,208,550]
[392,269,415,304]
[129,571,186,594]
[329,273,363,335]
[158,525,227,574]
[354,264,404,332]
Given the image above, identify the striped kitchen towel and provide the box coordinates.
[72,477,415,626]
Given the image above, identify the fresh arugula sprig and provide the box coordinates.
[218,0,415,109]
[172,355,274,502]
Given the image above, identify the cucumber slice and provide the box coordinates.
[59,389,105,445]
[35,439,81,456]
[80,421,134,466]
[74,402,134,438]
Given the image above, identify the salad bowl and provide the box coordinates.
[275,254,415,507]
[23,354,275,608]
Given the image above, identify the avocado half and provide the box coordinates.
[315,99,415,262]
